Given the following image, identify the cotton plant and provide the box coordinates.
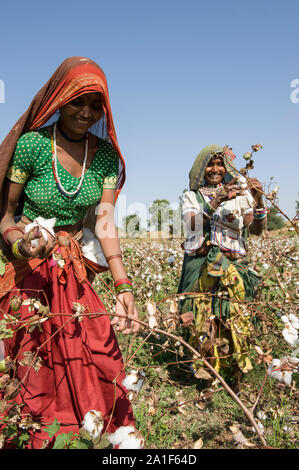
[108,425,144,449]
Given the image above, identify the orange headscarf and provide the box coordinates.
[0,56,125,202]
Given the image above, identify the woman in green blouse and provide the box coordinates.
[0,57,140,448]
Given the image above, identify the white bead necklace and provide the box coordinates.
[51,121,88,199]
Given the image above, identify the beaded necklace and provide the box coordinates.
[51,122,88,199]
[200,183,223,200]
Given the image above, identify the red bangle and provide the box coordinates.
[3,226,25,245]
[114,278,132,288]
[106,254,123,262]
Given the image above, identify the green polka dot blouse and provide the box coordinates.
[6,128,119,226]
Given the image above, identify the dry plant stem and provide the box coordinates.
[251,370,269,414]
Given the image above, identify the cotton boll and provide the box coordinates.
[119,435,144,449]
[281,315,299,346]
[282,328,298,347]
[82,410,104,439]
[281,371,293,386]
[257,411,267,421]
[251,421,264,434]
[268,358,296,385]
[122,370,145,392]
[108,426,135,446]
[108,426,144,449]
[25,217,56,246]
[289,314,299,330]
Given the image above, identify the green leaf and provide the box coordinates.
[44,418,60,438]
[53,432,73,449]
[72,437,93,449]
[3,423,18,438]
[12,431,30,449]
[0,320,14,340]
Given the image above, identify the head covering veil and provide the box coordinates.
[0,56,126,208]
[189,144,239,191]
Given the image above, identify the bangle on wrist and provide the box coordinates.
[253,207,267,220]
[115,284,134,294]
[11,238,28,260]
[254,206,266,212]
[203,202,216,218]
[114,278,133,294]
[3,226,25,245]
[106,253,123,262]
[116,287,134,295]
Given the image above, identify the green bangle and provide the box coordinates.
[203,202,216,218]
[115,283,133,294]
[11,238,28,260]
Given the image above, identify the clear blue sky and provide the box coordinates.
[1,0,298,223]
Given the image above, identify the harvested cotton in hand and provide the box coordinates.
[237,175,247,190]
[25,217,56,247]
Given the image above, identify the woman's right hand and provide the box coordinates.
[18,228,55,259]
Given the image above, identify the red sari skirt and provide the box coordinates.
[0,233,134,448]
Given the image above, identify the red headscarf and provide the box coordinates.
[0,56,126,202]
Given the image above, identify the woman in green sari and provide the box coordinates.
[178,145,266,384]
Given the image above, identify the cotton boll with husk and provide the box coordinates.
[281,315,299,347]
[108,426,144,449]
[268,357,298,385]
[82,410,104,439]
[146,301,158,329]
[122,370,145,392]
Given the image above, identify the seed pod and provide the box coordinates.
[243,152,252,161]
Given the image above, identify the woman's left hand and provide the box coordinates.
[111,292,140,334]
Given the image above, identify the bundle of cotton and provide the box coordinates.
[81,228,108,267]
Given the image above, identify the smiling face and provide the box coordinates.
[204,154,226,185]
[59,92,103,139]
